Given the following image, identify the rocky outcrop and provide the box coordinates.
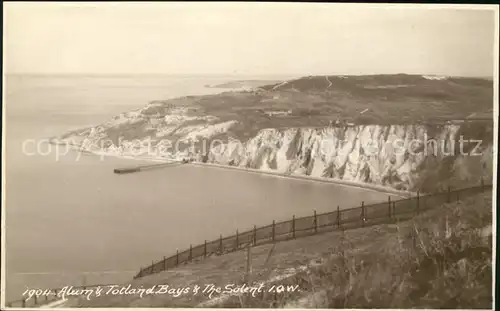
[52,74,493,193]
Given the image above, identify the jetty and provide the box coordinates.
[113,159,191,174]
[114,167,142,174]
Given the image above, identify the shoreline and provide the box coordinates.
[48,138,410,198]
[188,161,411,198]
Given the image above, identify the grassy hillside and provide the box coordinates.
[141,74,493,141]
[67,190,492,308]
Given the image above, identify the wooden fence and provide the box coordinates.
[134,183,492,279]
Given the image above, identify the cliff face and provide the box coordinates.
[203,124,493,192]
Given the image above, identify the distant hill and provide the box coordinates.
[205,80,281,89]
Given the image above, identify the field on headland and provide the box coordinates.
[94,74,493,141]
[64,190,492,308]
[55,74,494,143]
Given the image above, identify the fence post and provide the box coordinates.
[314,210,318,234]
[34,295,38,305]
[204,240,207,258]
[292,215,296,239]
[189,245,193,261]
[447,186,451,203]
[272,220,275,242]
[416,191,420,213]
[337,206,341,228]
[388,196,391,218]
[163,256,166,271]
[176,250,179,266]
[481,177,485,189]
[220,235,223,254]
[236,230,239,249]
[253,225,257,245]
[361,201,365,227]
[22,299,26,308]
[392,201,396,218]
[246,245,252,284]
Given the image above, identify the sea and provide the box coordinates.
[3,74,389,302]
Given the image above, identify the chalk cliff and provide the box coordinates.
[201,123,493,192]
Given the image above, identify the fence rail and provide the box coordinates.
[134,183,492,279]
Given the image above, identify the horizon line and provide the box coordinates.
[3,72,494,79]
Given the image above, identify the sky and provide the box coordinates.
[3,2,498,77]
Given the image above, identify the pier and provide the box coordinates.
[113,160,190,174]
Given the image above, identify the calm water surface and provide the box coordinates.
[4,75,388,301]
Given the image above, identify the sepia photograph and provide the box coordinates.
[1,2,498,309]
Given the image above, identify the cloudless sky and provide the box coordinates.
[3,2,497,77]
